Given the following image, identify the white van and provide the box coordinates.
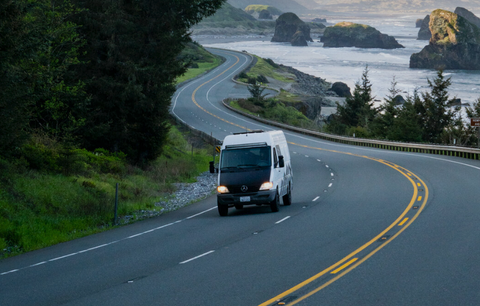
[216,130,293,216]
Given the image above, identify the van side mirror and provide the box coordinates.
[278,155,285,168]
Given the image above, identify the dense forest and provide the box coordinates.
[0,0,226,165]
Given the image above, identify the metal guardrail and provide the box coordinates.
[222,99,480,161]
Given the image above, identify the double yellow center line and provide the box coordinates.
[259,143,429,306]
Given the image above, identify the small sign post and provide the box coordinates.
[472,118,480,149]
[471,118,480,127]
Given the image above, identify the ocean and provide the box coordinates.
[202,14,480,109]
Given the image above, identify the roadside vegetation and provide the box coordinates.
[0,125,216,258]
[176,42,223,84]
[229,81,317,130]
[0,0,227,258]
[326,67,480,146]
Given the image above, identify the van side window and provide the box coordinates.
[273,148,278,167]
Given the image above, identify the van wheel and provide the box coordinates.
[234,204,243,210]
[283,184,292,206]
[270,191,279,212]
[218,201,228,217]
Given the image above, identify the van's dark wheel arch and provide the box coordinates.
[283,183,292,206]
[270,189,279,212]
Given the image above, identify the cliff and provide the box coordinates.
[454,7,480,28]
[410,9,480,70]
[271,12,313,46]
[321,22,404,49]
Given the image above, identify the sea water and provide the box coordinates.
[202,15,480,108]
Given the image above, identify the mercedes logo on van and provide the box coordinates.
[241,185,248,192]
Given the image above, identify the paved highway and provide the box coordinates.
[1,48,480,306]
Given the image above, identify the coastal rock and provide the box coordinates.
[291,30,308,46]
[393,95,405,105]
[312,17,327,24]
[410,9,480,70]
[258,9,273,20]
[271,12,313,46]
[454,7,480,28]
[417,15,431,40]
[330,82,351,97]
[320,22,404,49]
[416,18,423,28]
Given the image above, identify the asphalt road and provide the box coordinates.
[1,48,480,306]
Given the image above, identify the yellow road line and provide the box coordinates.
[331,258,358,274]
[258,142,428,306]
[398,218,409,226]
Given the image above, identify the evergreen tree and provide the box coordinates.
[420,70,456,143]
[330,66,376,135]
[0,0,32,158]
[372,77,400,139]
[387,92,423,142]
[71,0,226,164]
[24,0,88,142]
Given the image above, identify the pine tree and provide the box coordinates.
[0,0,31,157]
[71,0,226,164]
[420,70,456,143]
[330,66,376,135]
[372,77,400,138]
[387,91,423,142]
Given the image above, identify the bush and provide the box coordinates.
[264,58,279,68]
[257,74,269,84]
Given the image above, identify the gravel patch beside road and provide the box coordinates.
[119,171,218,224]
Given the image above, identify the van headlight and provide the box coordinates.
[217,186,229,194]
[259,182,273,190]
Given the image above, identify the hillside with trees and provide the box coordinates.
[0,0,225,164]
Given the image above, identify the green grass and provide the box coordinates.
[245,5,282,15]
[176,57,222,84]
[0,125,216,258]
[229,98,316,130]
[176,42,223,84]
[239,56,295,84]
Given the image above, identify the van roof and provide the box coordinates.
[222,130,285,149]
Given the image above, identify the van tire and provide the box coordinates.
[218,202,228,216]
[270,191,279,212]
[283,184,292,206]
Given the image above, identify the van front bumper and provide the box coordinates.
[217,190,276,206]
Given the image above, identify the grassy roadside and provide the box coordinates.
[0,44,224,259]
[0,125,217,258]
[176,42,223,84]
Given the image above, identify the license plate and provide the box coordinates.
[240,196,251,202]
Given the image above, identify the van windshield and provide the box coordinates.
[220,146,271,170]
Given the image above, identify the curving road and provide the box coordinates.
[1,48,480,306]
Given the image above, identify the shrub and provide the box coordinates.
[257,74,269,84]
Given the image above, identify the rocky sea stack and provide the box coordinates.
[271,12,313,46]
[417,15,431,40]
[410,9,480,70]
[321,22,404,49]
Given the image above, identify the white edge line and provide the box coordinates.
[1,269,19,275]
[187,207,217,219]
[312,196,320,201]
[328,183,333,188]
[180,250,215,264]
[275,216,291,224]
